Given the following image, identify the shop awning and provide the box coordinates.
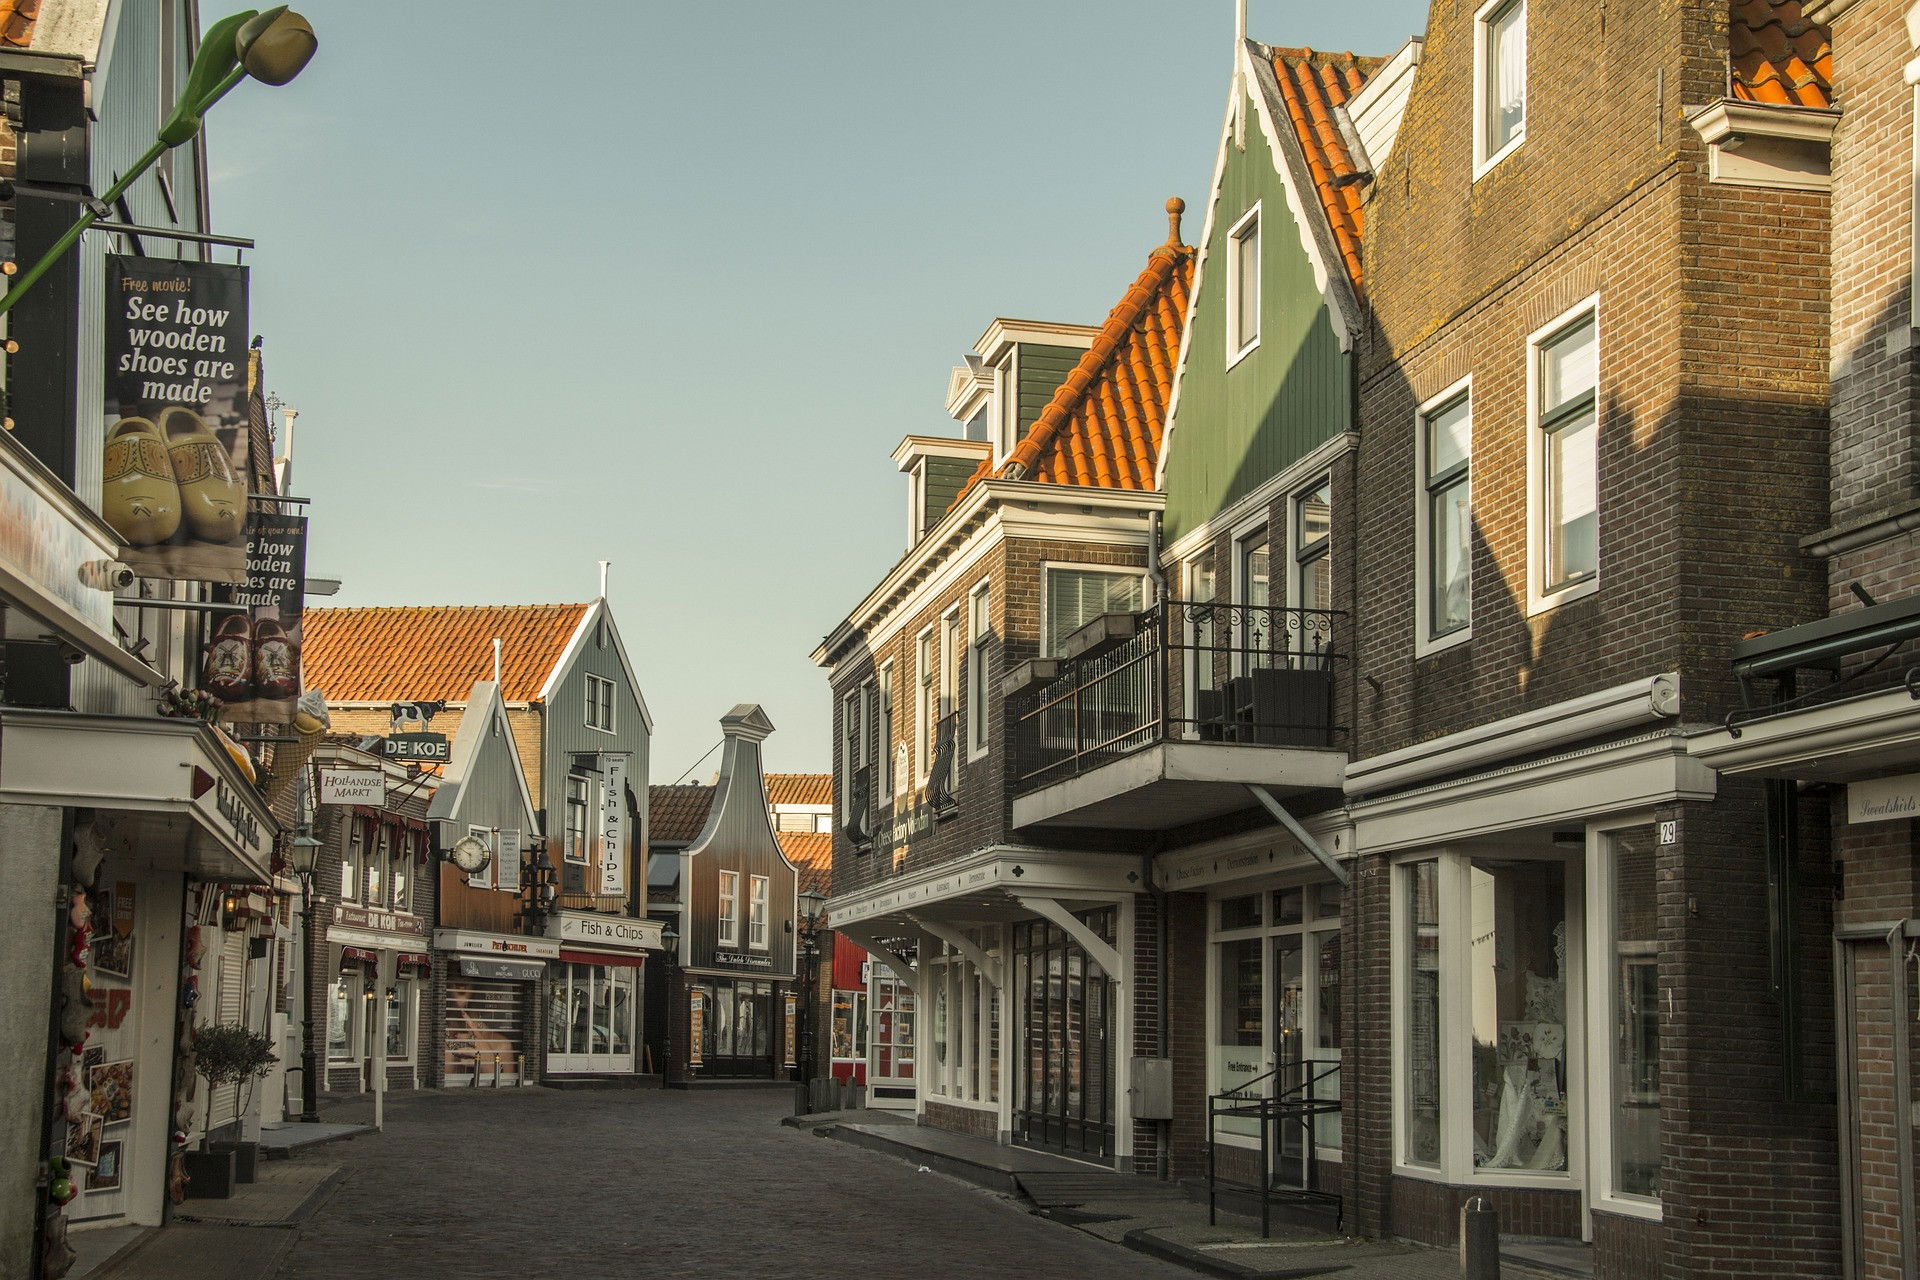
[399,952,431,972]
[0,708,276,883]
[340,946,377,967]
[560,948,644,967]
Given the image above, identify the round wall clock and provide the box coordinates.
[447,835,492,874]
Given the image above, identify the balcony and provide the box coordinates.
[1008,600,1347,831]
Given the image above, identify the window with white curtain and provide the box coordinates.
[1421,388,1473,645]
[1534,308,1599,602]
[1477,0,1526,169]
[1044,567,1143,657]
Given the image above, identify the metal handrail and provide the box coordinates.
[1207,1057,1343,1238]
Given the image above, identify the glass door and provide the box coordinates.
[868,968,916,1101]
[1014,911,1115,1161]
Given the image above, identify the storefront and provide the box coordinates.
[324,898,430,1094]
[0,710,277,1235]
[687,972,793,1079]
[433,929,557,1086]
[866,962,916,1105]
[543,911,662,1076]
[827,936,870,1086]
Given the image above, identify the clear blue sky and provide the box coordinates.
[202,0,1429,780]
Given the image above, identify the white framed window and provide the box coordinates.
[860,677,878,793]
[326,976,359,1062]
[1183,548,1221,729]
[585,674,616,733]
[907,461,928,543]
[466,824,494,890]
[749,874,769,951]
[341,819,363,902]
[967,582,991,759]
[1417,380,1473,653]
[1528,301,1600,612]
[921,928,1002,1107]
[563,777,591,864]
[390,834,410,911]
[1391,849,1581,1186]
[1584,819,1662,1218]
[1474,0,1527,176]
[1232,524,1270,673]
[368,825,391,901]
[718,870,740,947]
[1226,204,1262,365]
[915,627,935,784]
[1292,480,1332,614]
[993,352,1018,463]
[1043,565,1145,658]
[878,660,896,797]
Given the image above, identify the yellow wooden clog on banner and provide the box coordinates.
[160,407,245,544]
[101,417,183,546]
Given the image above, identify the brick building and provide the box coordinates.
[1685,1,1920,1275]
[814,204,1194,1166]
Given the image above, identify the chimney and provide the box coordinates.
[598,559,611,600]
[492,638,502,684]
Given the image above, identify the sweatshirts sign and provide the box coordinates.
[102,257,251,581]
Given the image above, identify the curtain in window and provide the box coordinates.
[1488,0,1526,152]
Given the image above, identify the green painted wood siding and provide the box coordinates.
[1163,97,1351,544]
[924,455,977,525]
[1017,344,1084,433]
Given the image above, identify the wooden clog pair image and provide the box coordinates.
[202,614,254,701]
[159,407,245,544]
[201,615,301,704]
[102,418,181,546]
[100,409,245,547]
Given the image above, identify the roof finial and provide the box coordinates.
[1166,196,1186,246]
[1235,0,1247,47]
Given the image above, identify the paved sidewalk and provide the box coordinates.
[173,1162,344,1226]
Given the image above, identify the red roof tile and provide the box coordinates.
[1730,0,1833,108]
[777,831,833,896]
[954,202,1194,503]
[303,604,591,704]
[1268,47,1383,295]
[649,784,714,844]
[0,0,40,48]
[766,773,831,807]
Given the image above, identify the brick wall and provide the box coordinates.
[1165,891,1209,1180]
[922,1099,996,1140]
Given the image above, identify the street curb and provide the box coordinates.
[1119,1228,1351,1280]
[818,1123,1023,1194]
[172,1168,349,1229]
[260,1124,373,1160]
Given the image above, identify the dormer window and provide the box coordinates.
[1475,0,1526,175]
[1227,205,1261,365]
[993,352,1018,463]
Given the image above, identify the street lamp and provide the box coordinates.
[288,823,324,1124]
[0,6,318,316]
[794,889,829,1113]
[659,918,681,1082]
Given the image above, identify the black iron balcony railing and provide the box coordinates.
[1009,600,1346,794]
[929,710,961,819]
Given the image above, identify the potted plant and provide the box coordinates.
[184,1022,276,1195]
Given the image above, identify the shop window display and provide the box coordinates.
[1470,859,1567,1172]
[1404,861,1442,1167]
[1607,826,1659,1200]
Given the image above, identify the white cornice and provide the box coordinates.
[1345,674,1682,797]
[813,480,1161,669]
[890,435,992,470]
[1802,0,1862,24]
[1688,99,1841,148]
[973,318,1100,366]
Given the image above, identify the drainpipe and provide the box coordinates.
[1147,853,1170,1181]
[1147,511,1167,605]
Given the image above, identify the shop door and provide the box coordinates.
[1270,929,1340,1188]
[868,969,916,1103]
[547,963,637,1074]
[701,979,775,1078]
[444,978,525,1084]
[1836,929,1919,1280]
[1014,911,1115,1161]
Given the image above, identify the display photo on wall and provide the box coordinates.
[103,255,252,582]
[205,513,306,722]
[88,1061,134,1125]
[86,1141,122,1192]
[64,1112,102,1169]
[88,881,136,981]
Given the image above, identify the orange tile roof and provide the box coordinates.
[954,201,1194,504]
[1730,0,1833,108]
[766,773,831,807]
[649,784,714,844]
[0,0,40,48]
[777,831,833,896]
[1268,47,1383,295]
[303,603,591,704]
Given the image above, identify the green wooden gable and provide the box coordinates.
[1162,90,1352,544]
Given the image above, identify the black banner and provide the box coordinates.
[103,257,251,581]
[204,513,305,723]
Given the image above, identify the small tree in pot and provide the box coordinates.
[186,1023,276,1193]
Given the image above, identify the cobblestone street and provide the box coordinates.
[263,1089,1187,1280]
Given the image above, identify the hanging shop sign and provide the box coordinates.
[318,768,386,806]
[103,256,251,582]
[549,911,659,953]
[600,753,630,895]
[333,903,426,939]
[689,990,706,1068]
[1848,772,1920,825]
[380,733,450,763]
[204,513,305,722]
[783,993,797,1070]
